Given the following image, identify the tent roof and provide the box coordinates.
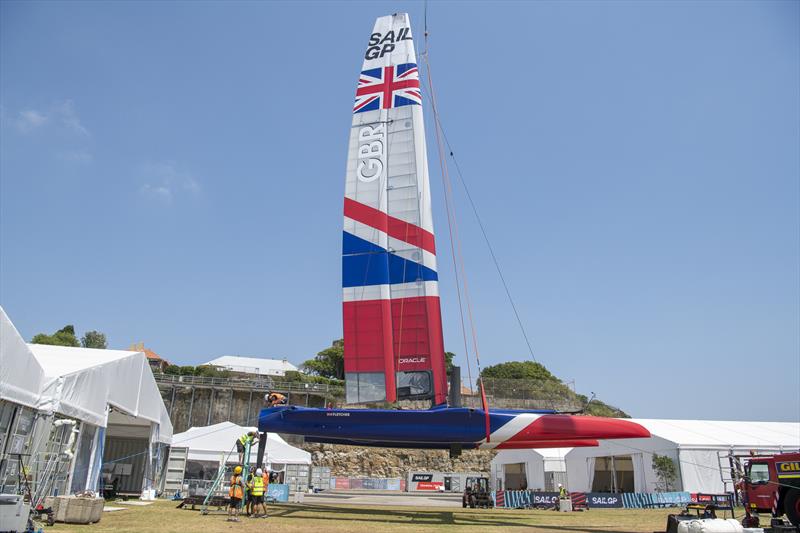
[631,418,800,449]
[0,306,44,409]
[172,421,311,465]
[28,343,172,442]
[202,356,298,375]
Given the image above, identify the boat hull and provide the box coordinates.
[257,406,650,449]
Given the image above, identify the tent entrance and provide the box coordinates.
[591,455,634,493]
[103,437,149,495]
[503,462,528,490]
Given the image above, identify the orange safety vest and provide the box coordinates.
[229,474,244,499]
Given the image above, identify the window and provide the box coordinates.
[749,463,770,483]
[396,371,432,399]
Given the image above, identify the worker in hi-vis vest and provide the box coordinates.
[248,467,268,518]
[236,431,258,464]
[227,466,245,522]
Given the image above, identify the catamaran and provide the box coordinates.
[257,13,648,460]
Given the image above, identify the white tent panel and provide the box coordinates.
[172,422,311,466]
[29,344,172,443]
[0,306,44,408]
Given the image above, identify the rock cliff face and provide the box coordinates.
[299,443,494,477]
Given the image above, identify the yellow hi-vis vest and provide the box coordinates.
[251,475,265,497]
[238,434,251,446]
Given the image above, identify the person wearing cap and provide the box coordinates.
[248,467,267,518]
[558,483,568,499]
[227,465,245,522]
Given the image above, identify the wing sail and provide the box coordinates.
[343,13,447,405]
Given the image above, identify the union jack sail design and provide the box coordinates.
[343,13,447,404]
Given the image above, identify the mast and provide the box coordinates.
[342,13,447,405]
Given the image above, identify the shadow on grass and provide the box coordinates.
[268,503,643,532]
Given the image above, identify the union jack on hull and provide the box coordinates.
[353,63,421,113]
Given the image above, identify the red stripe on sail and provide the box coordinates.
[343,295,447,405]
[344,198,436,255]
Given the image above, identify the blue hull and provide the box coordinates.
[258,405,555,445]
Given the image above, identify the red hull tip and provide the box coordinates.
[506,415,651,443]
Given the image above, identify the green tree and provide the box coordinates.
[302,339,344,380]
[480,361,556,381]
[652,454,678,491]
[31,325,80,347]
[444,351,455,375]
[164,365,181,375]
[81,330,107,349]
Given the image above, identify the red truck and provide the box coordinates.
[738,452,800,527]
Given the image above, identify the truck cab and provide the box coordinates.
[741,452,800,527]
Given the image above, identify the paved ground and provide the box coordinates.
[306,490,462,507]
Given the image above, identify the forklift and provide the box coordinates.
[462,476,494,509]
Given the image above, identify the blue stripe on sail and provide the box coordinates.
[343,231,384,255]
[387,253,437,283]
[342,233,438,288]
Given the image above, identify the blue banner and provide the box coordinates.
[586,493,623,508]
[267,484,289,502]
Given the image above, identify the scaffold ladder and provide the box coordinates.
[200,440,250,514]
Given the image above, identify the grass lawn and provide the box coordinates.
[52,500,677,533]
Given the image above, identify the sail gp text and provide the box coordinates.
[365,28,412,59]
[356,124,384,182]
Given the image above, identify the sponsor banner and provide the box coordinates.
[586,493,623,508]
[416,481,443,491]
[500,491,558,508]
[494,490,505,508]
[267,484,289,502]
[387,479,402,491]
[570,492,587,509]
[350,478,364,489]
[411,473,433,482]
[335,477,350,490]
[623,492,691,509]
[362,478,386,490]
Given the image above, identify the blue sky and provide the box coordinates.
[1,1,797,422]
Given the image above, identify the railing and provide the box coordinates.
[153,373,345,396]
[155,373,594,411]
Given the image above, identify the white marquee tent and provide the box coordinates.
[29,344,172,442]
[492,418,800,495]
[27,344,174,495]
[490,448,570,491]
[0,307,44,409]
[172,421,310,467]
[0,307,174,497]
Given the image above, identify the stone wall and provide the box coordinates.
[299,443,494,477]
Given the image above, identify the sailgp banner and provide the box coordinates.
[621,492,691,508]
[586,492,623,508]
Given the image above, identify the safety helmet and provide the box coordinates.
[558,483,563,488]
[256,468,263,476]
[234,466,242,474]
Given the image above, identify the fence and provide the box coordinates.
[330,477,404,491]
[156,373,592,411]
[495,490,693,509]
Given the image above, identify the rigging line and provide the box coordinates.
[437,125,539,364]
[424,48,489,441]
[425,55,483,377]
[422,32,474,397]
